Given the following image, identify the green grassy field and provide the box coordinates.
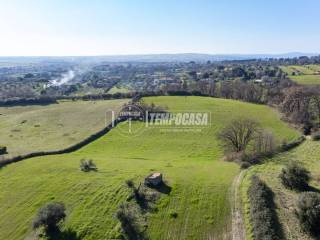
[0,96,300,240]
[280,65,320,85]
[108,86,131,94]
[241,140,320,240]
[0,99,128,159]
[289,74,320,85]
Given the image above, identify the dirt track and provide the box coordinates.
[231,170,246,240]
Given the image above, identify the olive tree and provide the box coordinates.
[279,162,310,191]
[33,202,66,233]
[296,192,320,236]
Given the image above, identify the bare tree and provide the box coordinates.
[218,118,259,152]
[310,87,320,127]
[281,86,312,124]
[253,130,276,155]
[219,80,234,99]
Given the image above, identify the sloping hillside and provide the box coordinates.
[0,96,299,240]
[241,140,320,240]
[0,99,128,159]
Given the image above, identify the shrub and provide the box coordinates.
[33,202,66,233]
[125,179,135,189]
[125,181,147,208]
[169,211,178,218]
[279,162,310,191]
[303,123,312,135]
[224,151,245,162]
[281,136,305,151]
[248,175,283,240]
[240,162,251,169]
[311,131,320,141]
[80,159,97,172]
[0,146,7,155]
[296,192,320,236]
[115,203,147,240]
[241,153,262,165]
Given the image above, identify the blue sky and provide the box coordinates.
[0,0,319,56]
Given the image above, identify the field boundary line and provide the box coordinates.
[0,118,124,168]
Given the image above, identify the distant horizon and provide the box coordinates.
[0,52,319,58]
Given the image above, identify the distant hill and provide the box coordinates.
[88,52,320,62]
[0,52,319,63]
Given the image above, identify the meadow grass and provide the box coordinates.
[0,99,128,158]
[280,65,320,85]
[107,86,131,94]
[289,75,320,85]
[281,65,315,75]
[0,96,299,240]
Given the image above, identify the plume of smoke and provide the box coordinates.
[50,70,75,86]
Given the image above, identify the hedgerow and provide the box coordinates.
[248,175,283,240]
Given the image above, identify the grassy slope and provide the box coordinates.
[0,99,128,158]
[241,140,320,240]
[281,65,320,85]
[107,86,130,94]
[289,75,320,85]
[0,96,299,240]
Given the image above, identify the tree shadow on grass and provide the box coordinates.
[150,181,172,195]
[269,190,285,240]
[135,182,172,212]
[47,228,81,240]
[306,185,320,193]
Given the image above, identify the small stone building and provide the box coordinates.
[144,172,163,186]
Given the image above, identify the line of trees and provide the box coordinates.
[280,86,320,133]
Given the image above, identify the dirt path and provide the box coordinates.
[231,170,246,240]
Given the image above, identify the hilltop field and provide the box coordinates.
[0,96,300,240]
[281,65,320,85]
[0,99,128,159]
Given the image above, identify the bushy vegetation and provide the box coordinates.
[296,192,320,236]
[248,175,282,240]
[242,140,320,240]
[115,203,147,240]
[219,119,280,164]
[80,159,97,172]
[169,211,178,219]
[33,202,66,234]
[0,146,7,155]
[279,162,310,191]
[311,131,320,141]
[116,179,163,240]
[125,180,146,205]
[240,161,251,169]
[280,86,320,131]
[280,136,305,151]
